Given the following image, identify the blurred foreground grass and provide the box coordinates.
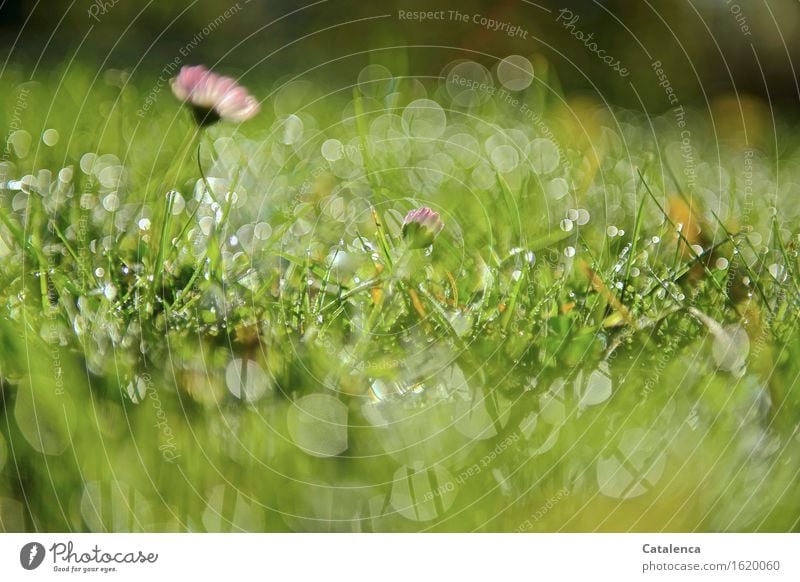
[0,61,799,532]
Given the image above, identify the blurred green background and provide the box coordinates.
[1,0,799,534]
[2,0,800,111]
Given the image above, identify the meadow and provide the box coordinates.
[0,56,798,532]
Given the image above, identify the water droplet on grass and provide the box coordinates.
[576,363,613,407]
[547,177,569,200]
[472,163,496,190]
[57,166,73,183]
[712,325,749,373]
[597,428,665,499]
[254,222,272,240]
[102,193,119,212]
[11,191,28,211]
[402,99,447,139]
[446,133,481,168]
[278,114,304,145]
[125,376,147,403]
[168,190,185,214]
[287,394,348,457]
[199,216,214,236]
[202,485,262,532]
[454,380,505,440]
[390,464,456,521]
[321,138,343,161]
[445,61,493,107]
[490,144,519,173]
[42,128,59,146]
[8,130,31,158]
[357,64,393,98]
[103,284,117,301]
[81,481,152,532]
[497,55,534,91]
[80,152,97,174]
[768,263,786,282]
[15,376,75,455]
[527,138,560,174]
[225,358,271,402]
[408,159,445,193]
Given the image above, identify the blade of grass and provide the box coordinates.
[638,168,742,318]
[620,166,648,305]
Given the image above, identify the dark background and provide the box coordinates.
[1,0,799,112]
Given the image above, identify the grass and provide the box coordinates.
[0,62,799,532]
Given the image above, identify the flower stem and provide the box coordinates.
[149,126,200,306]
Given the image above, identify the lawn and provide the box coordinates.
[0,57,798,532]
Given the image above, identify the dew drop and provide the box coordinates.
[279,114,304,145]
[168,190,185,215]
[578,365,613,407]
[321,138,344,162]
[402,99,447,139]
[254,222,272,240]
[225,358,271,402]
[42,128,60,147]
[497,55,535,91]
[199,216,214,236]
[768,263,786,281]
[546,177,569,200]
[287,394,348,457]
[103,284,118,301]
[490,144,519,173]
[445,61,493,107]
[527,138,560,174]
[102,193,119,212]
[9,130,31,158]
[58,167,74,183]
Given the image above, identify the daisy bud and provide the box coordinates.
[402,207,444,249]
[171,65,260,126]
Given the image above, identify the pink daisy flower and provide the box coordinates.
[402,207,444,249]
[170,65,260,126]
